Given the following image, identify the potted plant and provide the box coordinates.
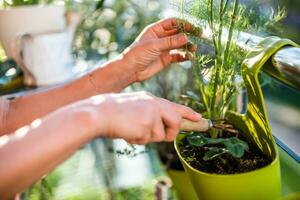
[172,0,297,200]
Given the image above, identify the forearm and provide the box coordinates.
[1,56,135,135]
[0,104,99,199]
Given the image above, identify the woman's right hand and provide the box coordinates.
[81,91,201,145]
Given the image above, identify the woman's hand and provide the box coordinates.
[0,91,200,198]
[122,18,202,82]
[84,91,201,144]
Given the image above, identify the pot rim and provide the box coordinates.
[174,134,279,178]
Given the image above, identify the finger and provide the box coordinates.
[157,103,182,142]
[160,51,188,66]
[151,18,202,37]
[157,18,177,30]
[162,29,179,37]
[170,53,188,63]
[158,18,196,33]
[154,29,179,38]
[169,51,194,62]
[187,43,197,52]
[137,51,181,79]
[142,51,193,79]
[156,33,188,51]
[175,19,194,31]
[159,98,201,122]
[171,103,202,122]
[127,139,145,145]
[132,129,152,145]
[127,139,136,144]
[174,19,203,37]
[150,117,166,142]
[134,138,149,145]
[162,111,182,142]
[151,23,179,38]
[160,51,176,66]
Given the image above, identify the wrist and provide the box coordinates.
[67,100,107,139]
[89,54,137,93]
[120,49,138,83]
[116,53,138,84]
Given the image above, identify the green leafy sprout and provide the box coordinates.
[187,133,249,160]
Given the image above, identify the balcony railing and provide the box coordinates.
[202,27,300,90]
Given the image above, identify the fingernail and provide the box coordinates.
[179,34,188,43]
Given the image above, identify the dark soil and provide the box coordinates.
[178,130,272,174]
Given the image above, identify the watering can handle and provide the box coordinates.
[11,34,37,86]
[265,46,300,90]
[180,118,212,132]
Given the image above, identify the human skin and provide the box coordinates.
[0,92,201,199]
[1,18,199,135]
[0,18,201,199]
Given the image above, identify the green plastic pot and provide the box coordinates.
[167,169,198,200]
[175,134,281,200]
[175,37,299,200]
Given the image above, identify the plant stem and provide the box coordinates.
[207,0,218,55]
[217,0,225,56]
[192,62,210,113]
[208,0,218,120]
[223,0,239,63]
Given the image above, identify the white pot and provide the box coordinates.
[0,5,66,58]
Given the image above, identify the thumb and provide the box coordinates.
[156,33,188,51]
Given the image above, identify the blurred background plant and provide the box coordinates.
[0,45,5,62]
[1,0,55,7]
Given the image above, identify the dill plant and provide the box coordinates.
[175,0,286,160]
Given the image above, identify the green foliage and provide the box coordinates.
[73,0,161,62]
[0,46,6,62]
[176,0,286,160]
[178,0,249,125]
[22,172,60,200]
[2,0,54,7]
[0,0,104,11]
[238,0,287,35]
[178,0,286,129]
[113,186,155,200]
[187,133,249,160]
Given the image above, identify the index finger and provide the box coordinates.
[158,98,201,122]
[158,18,177,30]
[159,18,203,37]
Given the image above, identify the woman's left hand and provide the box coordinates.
[122,18,201,82]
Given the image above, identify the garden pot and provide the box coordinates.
[167,169,198,200]
[156,143,198,200]
[175,134,281,200]
[175,37,299,200]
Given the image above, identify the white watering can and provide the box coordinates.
[0,5,81,86]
